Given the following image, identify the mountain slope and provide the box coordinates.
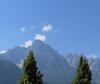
[0,59,21,84]
[32,40,75,84]
[0,40,100,84]
[64,54,100,84]
[0,40,75,84]
[0,46,27,64]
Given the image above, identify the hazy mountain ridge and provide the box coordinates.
[64,54,100,84]
[64,54,100,71]
[0,40,99,84]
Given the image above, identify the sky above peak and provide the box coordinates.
[0,0,100,57]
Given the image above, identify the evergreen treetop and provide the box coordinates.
[72,55,92,84]
[18,50,43,84]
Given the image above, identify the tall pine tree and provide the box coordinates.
[18,50,43,84]
[72,55,92,84]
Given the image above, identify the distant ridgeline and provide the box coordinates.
[0,40,99,84]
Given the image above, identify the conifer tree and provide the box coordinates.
[72,55,92,84]
[18,50,43,84]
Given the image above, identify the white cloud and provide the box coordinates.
[34,34,46,42]
[20,27,26,32]
[20,40,33,48]
[0,50,6,54]
[42,24,53,32]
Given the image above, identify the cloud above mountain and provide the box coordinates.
[42,24,53,32]
[20,40,33,48]
[20,24,53,43]
[34,34,46,41]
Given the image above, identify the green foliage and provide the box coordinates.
[18,50,43,84]
[72,55,92,84]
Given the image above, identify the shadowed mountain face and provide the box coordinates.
[0,40,100,84]
[0,59,21,84]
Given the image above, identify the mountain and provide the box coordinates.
[0,59,21,84]
[0,46,28,64]
[32,40,75,84]
[0,40,75,84]
[64,54,100,71]
[64,53,80,67]
[0,40,100,84]
[64,54,100,84]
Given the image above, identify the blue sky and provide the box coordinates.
[0,0,100,57]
